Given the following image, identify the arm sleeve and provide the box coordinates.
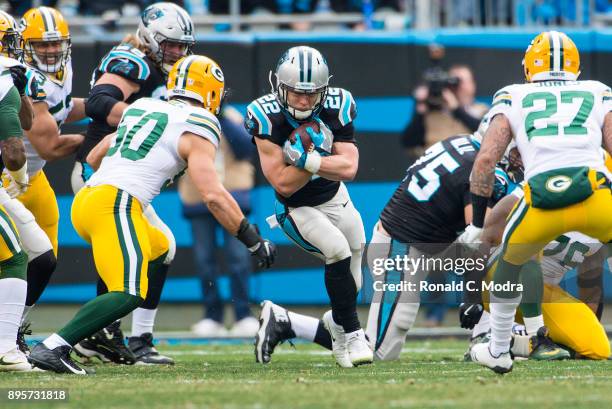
[0,87,22,140]
[401,108,425,148]
[451,106,481,132]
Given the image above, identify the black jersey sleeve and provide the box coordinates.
[245,94,288,146]
[97,44,152,85]
[319,87,357,143]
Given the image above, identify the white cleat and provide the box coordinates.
[346,329,373,366]
[470,342,513,374]
[322,311,353,368]
[0,348,34,372]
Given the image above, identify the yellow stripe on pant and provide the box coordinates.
[10,170,59,255]
[71,185,169,299]
[484,260,610,360]
[0,204,22,262]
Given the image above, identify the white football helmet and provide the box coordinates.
[137,2,195,74]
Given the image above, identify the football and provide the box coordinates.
[288,121,320,153]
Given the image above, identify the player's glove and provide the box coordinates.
[305,120,333,156]
[456,224,483,250]
[2,166,29,199]
[9,66,28,97]
[236,218,277,268]
[283,134,321,174]
[459,302,484,329]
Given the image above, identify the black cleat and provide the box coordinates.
[255,300,296,364]
[29,343,87,375]
[529,326,570,361]
[128,333,174,365]
[17,321,32,355]
[74,321,136,365]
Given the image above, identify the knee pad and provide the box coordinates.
[143,205,175,265]
[1,197,52,261]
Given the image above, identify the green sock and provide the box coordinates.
[492,257,523,299]
[519,260,543,318]
[58,292,142,346]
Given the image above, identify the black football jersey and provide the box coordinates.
[380,135,513,247]
[76,43,166,162]
[245,87,357,207]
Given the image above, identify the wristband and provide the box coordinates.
[8,162,27,185]
[304,151,321,174]
[236,218,262,250]
[471,193,488,228]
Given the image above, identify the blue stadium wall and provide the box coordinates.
[43,29,612,304]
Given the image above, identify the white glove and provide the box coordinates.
[456,224,483,250]
[2,168,29,199]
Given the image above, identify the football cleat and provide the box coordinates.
[529,326,570,361]
[346,329,373,366]
[0,347,34,372]
[128,333,174,365]
[29,343,87,375]
[322,310,353,368]
[470,342,513,374]
[17,321,32,355]
[74,321,136,365]
[254,300,295,364]
[463,331,491,362]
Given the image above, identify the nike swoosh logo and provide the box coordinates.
[60,358,86,374]
[342,201,349,207]
[0,356,20,365]
[539,349,564,357]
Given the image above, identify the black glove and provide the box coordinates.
[459,302,484,330]
[236,218,277,268]
[9,66,27,97]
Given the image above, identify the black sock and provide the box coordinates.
[324,257,360,333]
[313,320,332,350]
[141,254,169,309]
[25,250,57,306]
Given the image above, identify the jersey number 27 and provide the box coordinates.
[523,91,594,139]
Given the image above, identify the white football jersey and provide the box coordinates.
[488,80,612,180]
[0,56,22,101]
[23,60,74,176]
[88,98,221,206]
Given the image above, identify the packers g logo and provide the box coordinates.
[211,66,224,82]
[545,175,572,193]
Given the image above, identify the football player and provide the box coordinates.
[247,46,372,367]
[0,57,34,372]
[72,2,194,365]
[468,31,612,373]
[10,7,87,351]
[255,125,516,364]
[29,55,276,375]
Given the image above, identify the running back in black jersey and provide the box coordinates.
[76,43,166,162]
[246,87,357,207]
[380,134,514,246]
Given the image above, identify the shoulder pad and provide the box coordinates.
[323,87,356,127]
[245,94,280,137]
[25,68,47,101]
[98,44,151,82]
[492,86,514,108]
[185,107,222,144]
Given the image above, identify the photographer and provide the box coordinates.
[401,64,488,153]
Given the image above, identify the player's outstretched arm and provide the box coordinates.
[86,132,114,170]
[470,114,513,228]
[18,95,33,131]
[26,102,84,161]
[86,73,139,128]
[603,112,612,156]
[316,142,359,181]
[66,97,87,123]
[182,133,276,268]
[255,137,311,197]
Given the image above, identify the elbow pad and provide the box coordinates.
[85,84,124,123]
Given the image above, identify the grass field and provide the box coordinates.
[2,339,612,409]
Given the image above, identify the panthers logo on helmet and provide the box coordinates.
[142,6,164,27]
